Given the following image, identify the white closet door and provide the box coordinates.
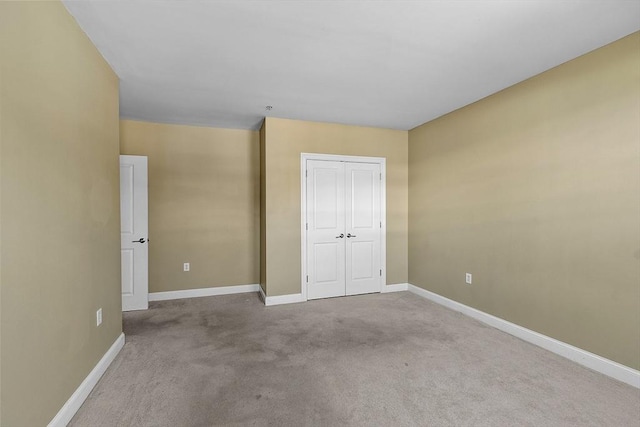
[345,162,381,296]
[306,160,346,300]
[120,155,149,311]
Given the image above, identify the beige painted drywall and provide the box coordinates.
[263,117,408,297]
[0,14,3,420]
[120,120,260,293]
[409,32,640,370]
[0,2,121,425]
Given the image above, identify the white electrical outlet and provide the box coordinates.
[465,273,472,285]
[183,262,190,272]
[96,308,102,326]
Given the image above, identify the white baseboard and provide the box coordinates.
[407,284,640,389]
[258,285,266,303]
[262,283,408,305]
[382,283,409,293]
[264,293,306,306]
[149,284,260,302]
[48,333,125,427]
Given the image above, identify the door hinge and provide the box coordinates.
[380,269,382,276]
[306,170,308,178]
[306,223,308,230]
[380,221,382,228]
[380,172,382,181]
[306,275,309,283]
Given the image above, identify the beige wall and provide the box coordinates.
[263,117,408,296]
[408,33,640,370]
[120,120,260,293]
[0,2,121,425]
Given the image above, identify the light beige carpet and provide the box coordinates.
[71,292,639,426]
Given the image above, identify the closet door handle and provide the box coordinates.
[132,238,146,243]
[336,233,344,238]
[347,233,356,238]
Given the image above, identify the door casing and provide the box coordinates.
[301,153,386,301]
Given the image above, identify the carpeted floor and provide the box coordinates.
[70,292,639,426]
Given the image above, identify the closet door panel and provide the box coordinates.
[306,160,346,300]
[345,162,381,296]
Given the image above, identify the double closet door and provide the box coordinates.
[306,159,382,300]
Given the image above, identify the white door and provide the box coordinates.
[306,159,382,300]
[345,162,381,296]
[306,160,346,300]
[120,155,149,311]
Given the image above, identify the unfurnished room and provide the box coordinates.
[1,1,639,426]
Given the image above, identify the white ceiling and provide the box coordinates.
[63,1,640,131]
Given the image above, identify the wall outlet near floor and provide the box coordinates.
[183,262,190,272]
[465,273,472,285]
[96,308,102,326]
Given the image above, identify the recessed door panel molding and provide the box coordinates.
[350,169,375,229]
[121,249,135,296]
[350,241,375,280]
[313,167,340,230]
[120,155,149,311]
[314,243,340,283]
[302,154,386,301]
[120,164,135,234]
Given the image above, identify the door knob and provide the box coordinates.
[336,233,344,238]
[347,233,356,238]
[132,238,146,243]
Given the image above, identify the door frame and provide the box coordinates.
[300,153,387,301]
